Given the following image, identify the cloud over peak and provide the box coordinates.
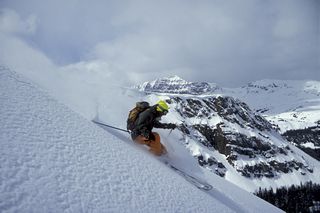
[0,0,319,86]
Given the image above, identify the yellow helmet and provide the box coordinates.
[156,100,169,113]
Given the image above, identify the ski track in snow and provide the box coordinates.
[0,68,240,212]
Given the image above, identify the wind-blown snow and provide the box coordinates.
[0,67,283,212]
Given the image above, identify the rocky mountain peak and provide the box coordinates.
[136,76,219,95]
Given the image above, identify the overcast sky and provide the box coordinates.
[0,0,319,87]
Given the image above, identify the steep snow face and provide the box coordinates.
[136,75,219,95]
[0,67,284,212]
[0,68,223,212]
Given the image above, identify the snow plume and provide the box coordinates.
[0,34,86,119]
[0,12,133,122]
[0,8,137,122]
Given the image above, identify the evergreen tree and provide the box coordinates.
[254,182,320,212]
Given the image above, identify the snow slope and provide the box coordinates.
[0,67,283,212]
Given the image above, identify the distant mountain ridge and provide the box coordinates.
[136,75,219,95]
[137,76,320,132]
[231,79,320,161]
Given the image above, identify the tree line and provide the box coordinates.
[255,181,320,212]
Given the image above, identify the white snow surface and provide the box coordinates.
[0,67,283,212]
[226,79,320,133]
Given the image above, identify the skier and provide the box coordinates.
[129,100,176,156]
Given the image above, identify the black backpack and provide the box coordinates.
[127,101,150,131]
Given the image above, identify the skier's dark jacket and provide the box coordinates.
[131,105,173,140]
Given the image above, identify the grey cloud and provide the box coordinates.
[0,8,37,35]
[0,0,319,87]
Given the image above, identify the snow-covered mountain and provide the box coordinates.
[136,75,219,95]
[227,79,320,161]
[137,76,320,192]
[0,67,284,212]
[139,77,320,134]
[230,79,320,133]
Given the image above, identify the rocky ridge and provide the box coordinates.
[231,79,320,162]
[138,76,317,181]
[169,96,312,179]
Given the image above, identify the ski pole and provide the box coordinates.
[92,120,130,133]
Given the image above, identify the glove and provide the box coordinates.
[167,123,176,129]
